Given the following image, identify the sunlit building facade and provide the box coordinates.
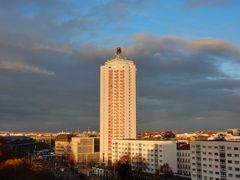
[71,136,100,164]
[112,139,177,174]
[100,47,137,164]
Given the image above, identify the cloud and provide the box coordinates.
[0,33,240,131]
[0,61,55,76]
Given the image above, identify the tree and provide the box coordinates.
[159,163,173,177]
[0,139,13,162]
[114,155,132,180]
[0,158,56,180]
[163,131,176,139]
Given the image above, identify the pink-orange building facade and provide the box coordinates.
[100,47,136,164]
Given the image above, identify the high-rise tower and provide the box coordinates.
[100,47,136,164]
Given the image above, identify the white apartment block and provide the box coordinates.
[112,139,177,174]
[71,137,100,164]
[100,47,137,164]
[177,149,191,177]
[190,141,240,180]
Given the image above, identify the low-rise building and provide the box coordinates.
[71,136,100,164]
[55,134,74,159]
[0,136,45,158]
[226,128,240,136]
[112,139,177,174]
[190,141,240,180]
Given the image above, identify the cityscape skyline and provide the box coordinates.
[0,1,240,132]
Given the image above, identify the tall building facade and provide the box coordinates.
[100,47,137,164]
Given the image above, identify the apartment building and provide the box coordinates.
[112,139,177,174]
[177,143,191,178]
[190,141,240,180]
[100,47,137,164]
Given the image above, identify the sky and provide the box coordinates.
[0,0,240,132]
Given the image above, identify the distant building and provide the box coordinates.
[100,47,137,164]
[226,128,240,136]
[112,139,177,174]
[55,134,74,159]
[190,141,240,180]
[0,136,44,158]
[71,136,100,164]
[27,133,56,147]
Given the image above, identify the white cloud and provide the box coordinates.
[0,61,55,76]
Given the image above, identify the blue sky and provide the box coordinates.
[0,0,240,131]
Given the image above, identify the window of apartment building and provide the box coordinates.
[214,152,218,156]
[208,152,212,155]
[220,159,226,163]
[219,146,225,151]
[227,147,231,150]
[234,147,239,151]
[236,168,240,171]
[220,153,225,158]
[215,159,219,162]
[228,173,233,177]
[215,171,219,175]
[235,161,240,164]
[214,146,218,149]
[209,171,213,174]
[228,160,232,163]
[202,146,206,148]
[228,167,232,170]
[208,146,212,149]
[236,174,240,178]
[227,153,232,157]
[235,154,239,157]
